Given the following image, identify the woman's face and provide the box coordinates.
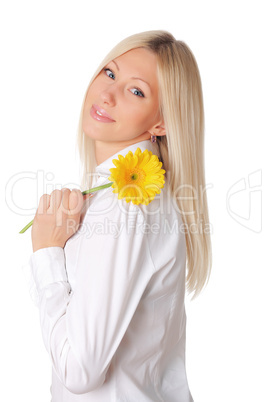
[82,47,163,146]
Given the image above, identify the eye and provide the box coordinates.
[103,67,145,98]
[104,68,115,80]
[130,88,145,98]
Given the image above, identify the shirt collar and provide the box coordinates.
[95,139,161,177]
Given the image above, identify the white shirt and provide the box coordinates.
[22,139,194,402]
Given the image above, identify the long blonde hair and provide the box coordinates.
[77,30,212,300]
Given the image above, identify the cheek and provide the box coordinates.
[85,86,94,105]
[85,79,100,102]
[121,103,152,125]
[131,105,157,131]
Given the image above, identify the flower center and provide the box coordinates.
[131,173,138,180]
[127,168,145,184]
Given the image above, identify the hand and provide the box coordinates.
[31,188,84,253]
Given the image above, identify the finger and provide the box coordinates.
[47,190,62,213]
[69,189,84,215]
[37,194,50,214]
[61,188,71,215]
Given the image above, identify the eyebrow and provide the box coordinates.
[111,60,151,89]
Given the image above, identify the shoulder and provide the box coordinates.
[89,179,184,230]
[86,179,185,247]
[138,180,184,234]
[87,184,144,224]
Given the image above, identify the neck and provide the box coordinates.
[94,134,151,165]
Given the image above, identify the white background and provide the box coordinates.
[1,1,266,401]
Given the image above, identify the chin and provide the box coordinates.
[83,129,109,142]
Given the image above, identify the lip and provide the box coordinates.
[90,104,115,123]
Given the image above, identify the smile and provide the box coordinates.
[90,104,116,123]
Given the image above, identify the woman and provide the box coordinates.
[26,30,212,401]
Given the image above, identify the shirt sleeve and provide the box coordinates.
[26,202,155,395]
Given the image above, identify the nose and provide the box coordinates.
[100,86,116,107]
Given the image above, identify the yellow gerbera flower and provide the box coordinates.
[108,147,165,205]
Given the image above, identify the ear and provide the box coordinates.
[149,121,166,137]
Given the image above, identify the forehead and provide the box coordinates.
[114,48,159,89]
[114,47,157,69]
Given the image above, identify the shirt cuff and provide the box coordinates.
[30,247,68,293]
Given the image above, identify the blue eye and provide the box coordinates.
[130,88,145,98]
[104,68,115,80]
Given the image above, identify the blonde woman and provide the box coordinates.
[26,30,212,401]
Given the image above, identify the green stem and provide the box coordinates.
[19,219,34,234]
[81,182,113,194]
[18,182,113,234]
